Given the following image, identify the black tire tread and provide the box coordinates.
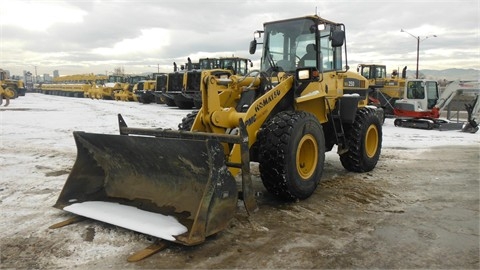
[340,107,382,172]
[258,111,325,201]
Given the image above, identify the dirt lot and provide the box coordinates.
[1,94,479,268]
[2,145,478,269]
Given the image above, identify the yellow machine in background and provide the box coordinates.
[113,75,149,101]
[0,84,15,106]
[0,68,26,106]
[52,15,383,256]
[40,74,107,98]
[358,64,407,115]
[175,57,253,109]
[134,79,157,103]
[86,75,128,100]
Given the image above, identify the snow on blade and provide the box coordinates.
[64,201,188,241]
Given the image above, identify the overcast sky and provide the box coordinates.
[1,0,479,77]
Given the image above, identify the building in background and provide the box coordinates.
[23,70,34,91]
[43,74,52,83]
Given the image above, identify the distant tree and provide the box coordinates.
[113,67,124,75]
[438,79,449,87]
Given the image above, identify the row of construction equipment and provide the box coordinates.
[18,61,480,133]
[28,62,480,132]
[31,57,252,110]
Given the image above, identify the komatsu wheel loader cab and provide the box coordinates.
[53,15,382,249]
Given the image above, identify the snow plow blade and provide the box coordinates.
[53,116,247,246]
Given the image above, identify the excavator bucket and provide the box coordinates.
[53,116,242,246]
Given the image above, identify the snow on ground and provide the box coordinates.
[2,93,478,152]
[0,93,479,267]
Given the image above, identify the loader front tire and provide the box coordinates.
[178,111,198,131]
[340,107,382,172]
[258,111,325,201]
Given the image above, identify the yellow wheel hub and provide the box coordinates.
[296,134,318,180]
[365,124,379,158]
[4,87,15,98]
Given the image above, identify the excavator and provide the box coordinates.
[394,80,480,132]
[51,15,383,260]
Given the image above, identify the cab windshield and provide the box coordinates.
[261,18,343,73]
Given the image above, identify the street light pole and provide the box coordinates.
[148,64,160,73]
[415,36,420,79]
[400,29,437,79]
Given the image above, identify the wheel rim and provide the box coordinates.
[365,124,379,158]
[6,87,15,98]
[296,134,318,180]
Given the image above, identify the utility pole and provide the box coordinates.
[400,29,437,79]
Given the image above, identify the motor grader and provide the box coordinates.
[52,15,382,259]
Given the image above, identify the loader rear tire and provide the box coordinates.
[258,111,325,201]
[340,107,382,172]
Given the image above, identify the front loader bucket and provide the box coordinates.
[54,130,238,246]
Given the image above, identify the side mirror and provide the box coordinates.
[249,39,257,54]
[331,29,345,47]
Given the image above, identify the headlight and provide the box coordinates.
[295,67,319,81]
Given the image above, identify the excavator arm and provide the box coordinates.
[436,81,480,113]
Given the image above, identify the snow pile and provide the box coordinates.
[64,201,187,241]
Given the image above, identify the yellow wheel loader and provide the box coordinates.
[53,15,382,253]
[358,64,407,116]
[0,84,15,106]
[114,75,147,101]
[1,68,23,106]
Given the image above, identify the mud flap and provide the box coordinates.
[54,130,238,246]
